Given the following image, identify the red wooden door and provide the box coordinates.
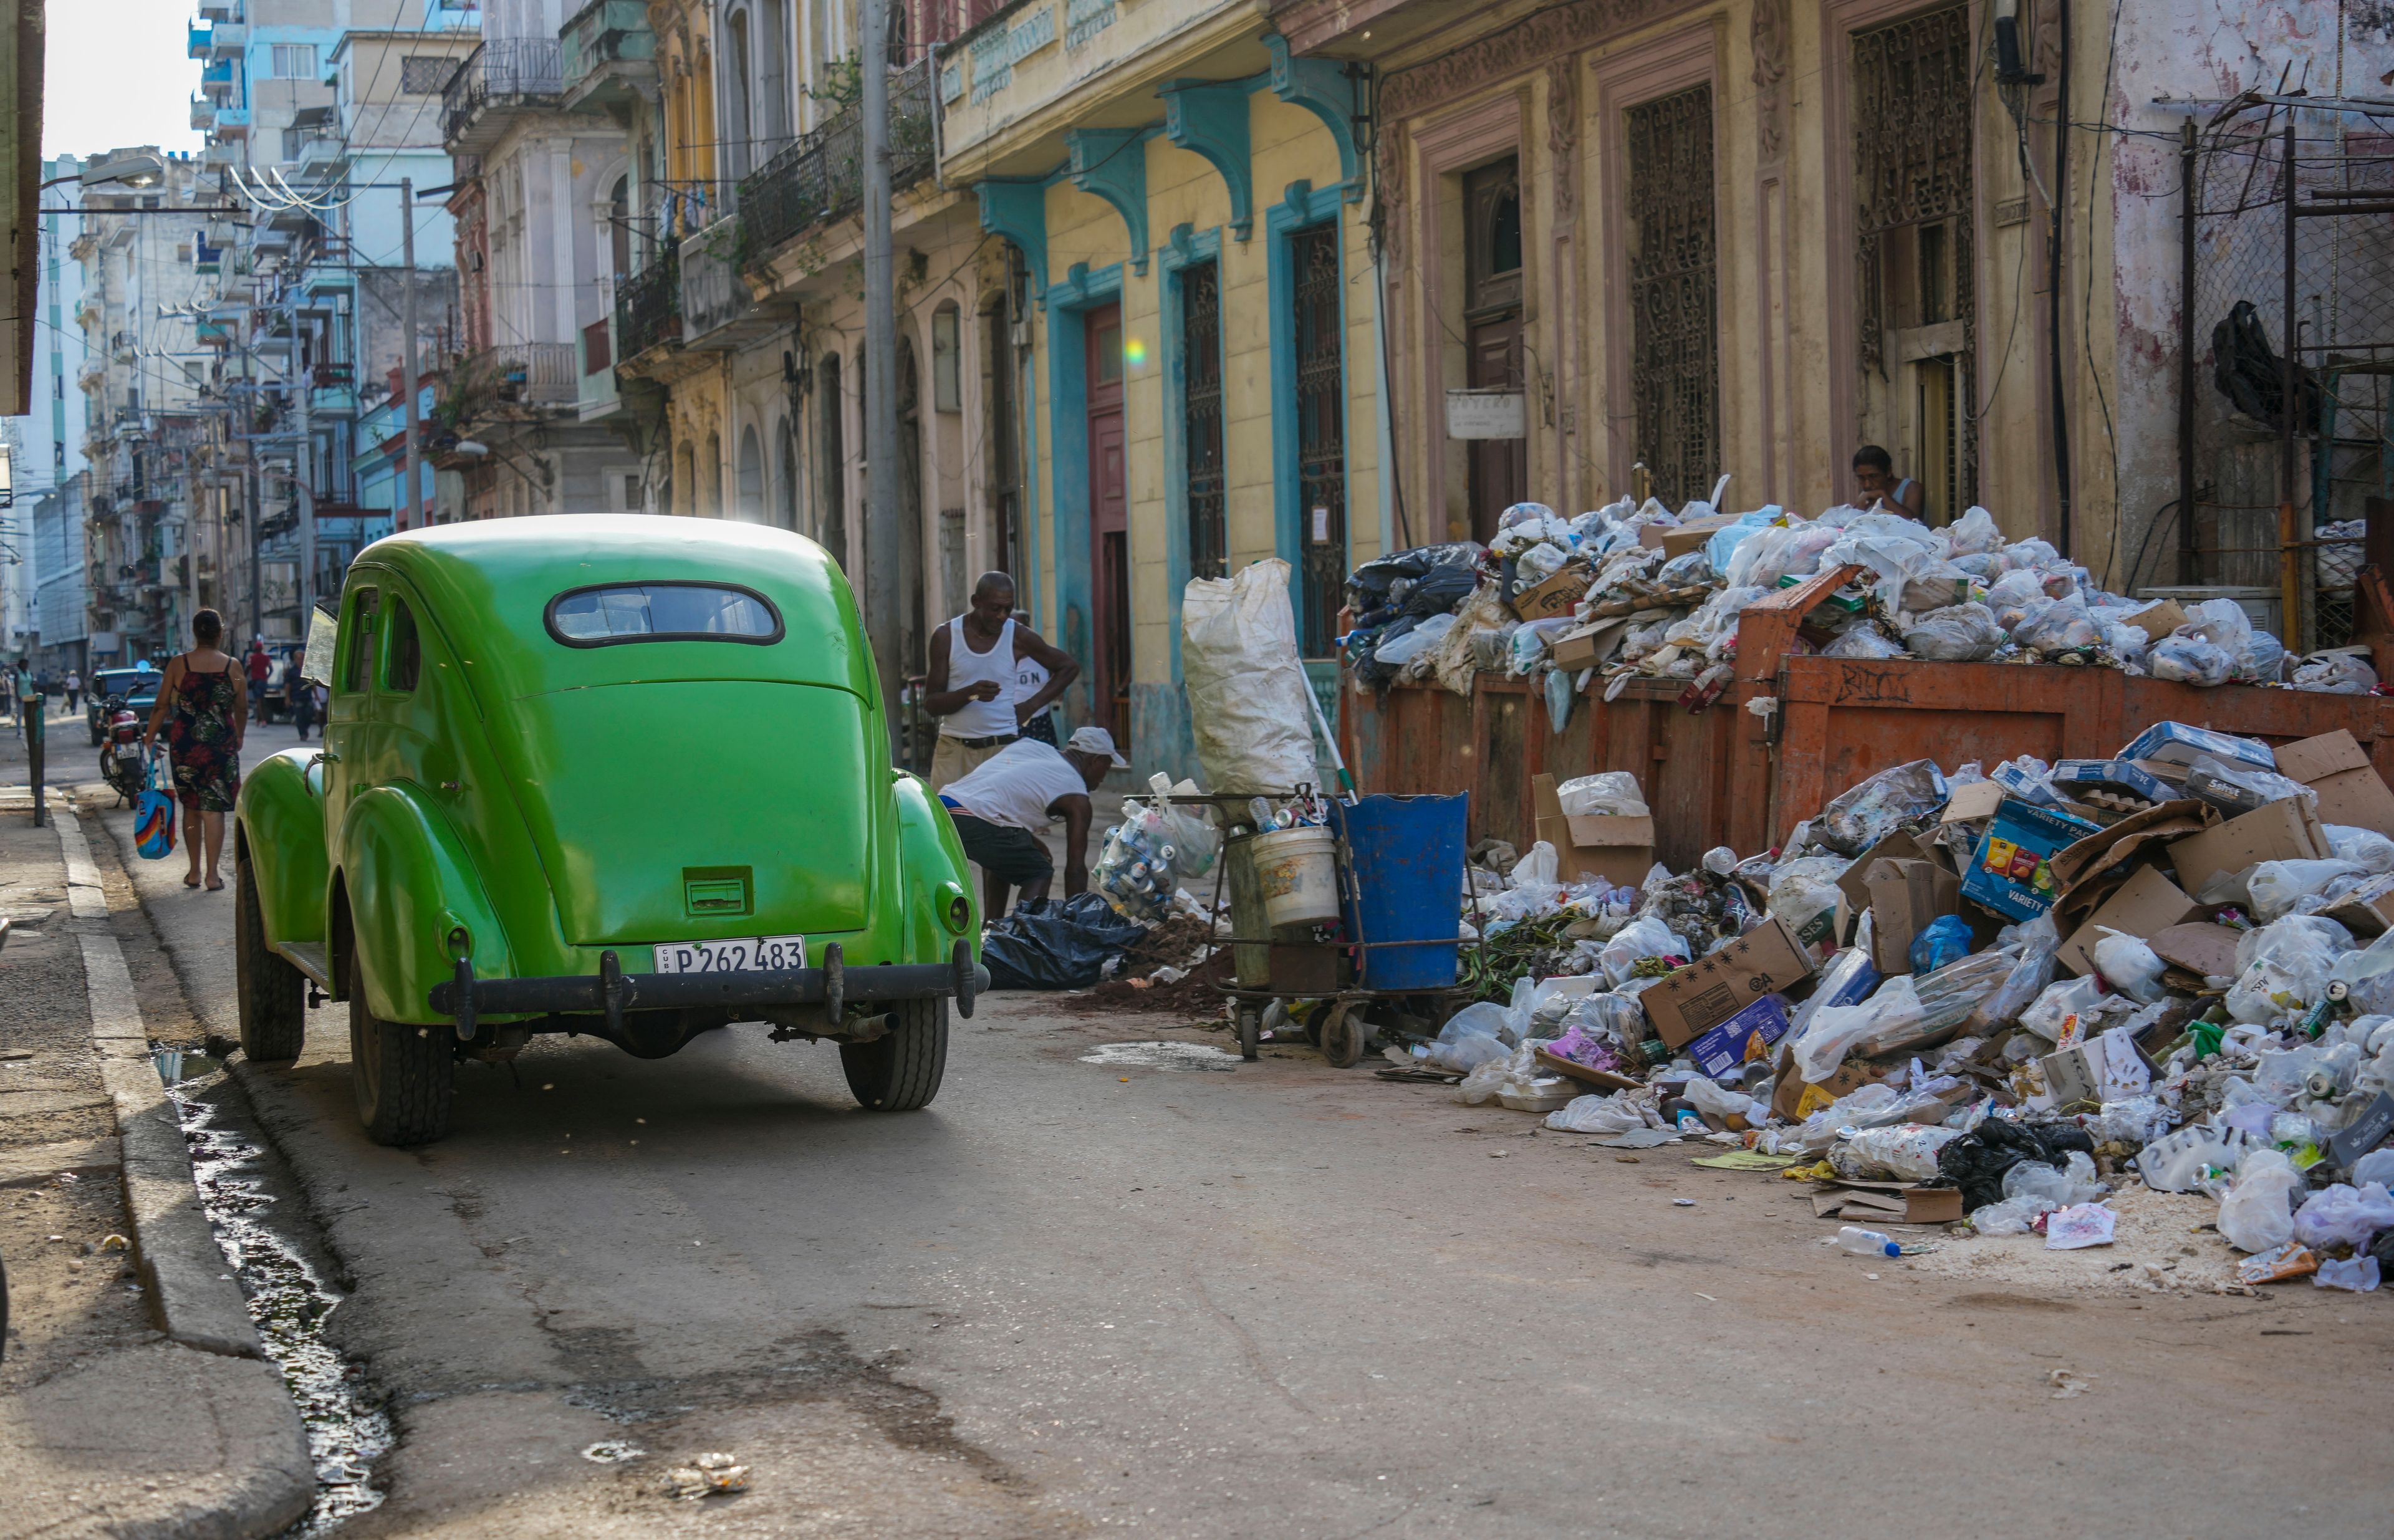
[1086,304,1129,750]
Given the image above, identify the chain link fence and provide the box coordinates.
[2183,101,2393,650]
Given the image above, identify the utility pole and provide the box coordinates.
[292,281,317,618]
[859,0,901,749]
[400,178,425,531]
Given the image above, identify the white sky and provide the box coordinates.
[44,0,206,161]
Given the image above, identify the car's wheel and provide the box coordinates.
[348,950,454,1145]
[234,847,307,1063]
[840,996,946,1112]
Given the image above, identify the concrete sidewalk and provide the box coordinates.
[0,761,313,1540]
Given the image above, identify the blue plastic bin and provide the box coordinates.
[1329,793,1469,991]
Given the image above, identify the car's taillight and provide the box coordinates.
[947,895,971,931]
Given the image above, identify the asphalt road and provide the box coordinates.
[73,770,2394,1539]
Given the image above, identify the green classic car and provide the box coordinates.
[233,516,984,1145]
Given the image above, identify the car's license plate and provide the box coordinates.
[651,935,808,975]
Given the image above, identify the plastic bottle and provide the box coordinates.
[1835,1226,1901,1258]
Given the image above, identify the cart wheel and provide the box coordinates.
[1320,1001,1365,1069]
[1236,1006,1261,1061]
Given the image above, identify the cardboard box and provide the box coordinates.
[2040,1038,2108,1110]
[2166,797,2329,898]
[2055,864,2201,977]
[1512,562,1592,620]
[1835,829,1931,915]
[1770,1052,1890,1123]
[1548,618,1630,673]
[1640,914,1819,1048]
[2117,721,2276,771]
[2049,801,2211,897]
[1636,511,1740,558]
[2052,759,2173,806]
[2273,729,2394,839]
[1531,773,1656,887]
[1532,1047,1642,1092]
[1809,1181,1966,1225]
[1860,857,1962,975]
[2146,921,2244,979]
[1940,781,2007,825]
[1961,798,2103,920]
[1682,993,1793,1081]
[2120,597,2188,641]
[2324,873,2394,937]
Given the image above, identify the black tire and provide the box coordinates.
[1237,1006,1261,1061]
[234,847,307,1062]
[840,996,947,1112]
[348,950,454,1145]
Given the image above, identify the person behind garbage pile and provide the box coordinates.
[1852,444,1928,522]
[938,726,1126,920]
[921,570,1080,791]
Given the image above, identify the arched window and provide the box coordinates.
[607,175,630,279]
[737,425,765,522]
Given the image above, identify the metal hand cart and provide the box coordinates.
[1183,791,1481,1069]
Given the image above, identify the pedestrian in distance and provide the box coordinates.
[1852,444,1928,522]
[937,726,1126,920]
[245,635,274,724]
[64,668,81,715]
[291,671,320,742]
[9,659,34,739]
[921,571,1079,791]
[146,609,248,892]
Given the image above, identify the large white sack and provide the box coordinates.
[1181,558,1320,794]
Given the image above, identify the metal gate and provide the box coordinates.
[1182,258,1228,580]
[1292,224,1345,657]
[1625,84,1719,508]
[2180,96,2393,648]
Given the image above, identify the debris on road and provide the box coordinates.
[661,1452,749,1499]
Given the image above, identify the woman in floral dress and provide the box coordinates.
[143,608,248,891]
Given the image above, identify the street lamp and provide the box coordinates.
[41,150,169,193]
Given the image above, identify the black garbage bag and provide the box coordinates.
[1936,1119,2098,1213]
[1345,541,1486,618]
[2213,299,2319,433]
[981,892,1151,991]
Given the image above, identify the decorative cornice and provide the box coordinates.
[976,178,1049,292]
[1377,0,1698,123]
[1264,33,1362,199]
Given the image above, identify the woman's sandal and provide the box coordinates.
[183,873,202,888]
[204,876,225,892]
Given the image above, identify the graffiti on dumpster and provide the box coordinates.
[1837,664,1914,705]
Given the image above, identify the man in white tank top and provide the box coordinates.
[939,726,1126,918]
[923,572,1081,790]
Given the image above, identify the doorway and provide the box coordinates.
[1086,302,1129,751]
[1464,159,1526,544]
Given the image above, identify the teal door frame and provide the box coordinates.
[1266,180,1348,656]
[1042,259,1126,723]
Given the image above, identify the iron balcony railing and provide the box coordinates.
[739,58,935,262]
[441,40,565,146]
[479,342,577,406]
[615,244,681,360]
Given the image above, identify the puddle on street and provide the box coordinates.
[1079,1041,1243,1072]
[157,1049,392,1534]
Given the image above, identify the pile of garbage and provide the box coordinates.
[1403,721,2394,1292]
[1342,496,2381,726]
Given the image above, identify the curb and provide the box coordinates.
[50,806,266,1360]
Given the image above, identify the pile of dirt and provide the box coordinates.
[1061,945,1232,1019]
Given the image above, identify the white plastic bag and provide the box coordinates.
[2090,927,2167,1003]
[1544,1092,1649,1135]
[2246,859,2368,921]
[2291,1181,2394,1251]
[1793,976,1923,1082]
[2044,1202,2118,1249]
[1832,1122,1959,1181]
[2327,824,2394,875]
[1596,914,1685,986]
[2292,651,2378,694]
[1555,771,1649,818]
[1948,506,2005,556]
[1901,602,2004,661]
[2216,1147,2304,1253]
[2150,633,2234,686]
[1181,559,1320,793]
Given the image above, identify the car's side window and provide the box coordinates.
[386,597,421,693]
[342,589,380,696]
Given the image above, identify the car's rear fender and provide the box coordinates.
[235,748,331,945]
[334,784,512,1023]
[893,769,978,963]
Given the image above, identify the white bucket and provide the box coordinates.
[1253,826,1340,928]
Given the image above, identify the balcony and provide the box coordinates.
[294,129,347,178]
[211,22,247,55]
[188,24,211,57]
[560,0,656,112]
[474,342,576,407]
[214,105,251,138]
[190,95,216,131]
[578,315,620,418]
[679,229,782,350]
[201,58,238,100]
[614,244,680,362]
[441,40,564,155]
[739,57,934,264]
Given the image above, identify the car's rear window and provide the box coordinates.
[99,671,161,695]
[546,583,783,647]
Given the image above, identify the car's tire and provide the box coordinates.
[348,951,454,1146]
[234,847,307,1063]
[840,996,947,1112]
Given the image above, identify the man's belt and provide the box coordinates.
[951,732,1018,750]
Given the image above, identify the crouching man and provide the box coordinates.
[937,726,1127,920]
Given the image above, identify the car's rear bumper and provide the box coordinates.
[428,940,986,1036]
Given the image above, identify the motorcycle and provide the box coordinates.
[98,695,146,804]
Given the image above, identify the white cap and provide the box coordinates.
[1067,725,1128,768]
